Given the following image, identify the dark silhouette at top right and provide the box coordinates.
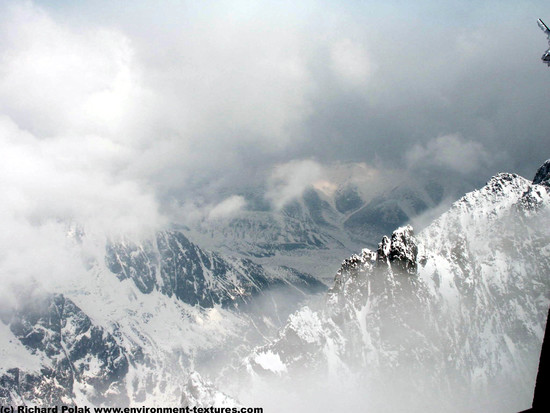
[537,19,550,66]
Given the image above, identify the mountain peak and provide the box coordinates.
[248,165,550,412]
[533,159,550,186]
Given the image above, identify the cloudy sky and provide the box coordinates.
[1,0,549,238]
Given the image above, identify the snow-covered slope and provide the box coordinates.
[0,230,324,406]
[238,161,550,412]
[187,180,460,282]
[105,230,325,310]
[2,161,548,409]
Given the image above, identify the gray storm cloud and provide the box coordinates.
[0,2,549,408]
[406,134,491,174]
[1,0,549,233]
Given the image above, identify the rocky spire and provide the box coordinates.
[533,159,550,187]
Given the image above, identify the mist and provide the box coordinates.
[1,0,549,220]
[1,0,549,410]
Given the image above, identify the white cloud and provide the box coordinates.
[0,3,146,140]
[406,134,490,174]
[0,112,165,300]
[0,116,164,238]
[0,1,324,209]
[0,0,543,275]
[208,195,247,220]
[330,39,373,86]
[266,159,324,209]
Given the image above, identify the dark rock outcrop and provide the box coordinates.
[106,231,325,309]
[533,159,550,187]
[1,294,129,406]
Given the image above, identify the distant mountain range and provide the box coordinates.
[237,160,550,412]
[184,176,470,281]
[1,161,549,411]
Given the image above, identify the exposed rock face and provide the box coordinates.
[533,159,550,186]
[105,230,325,310]
[1,230,323,407]
[387,225,418,273]
[242,162,550,413]
[0,291,240,407]
[1,294,129,406]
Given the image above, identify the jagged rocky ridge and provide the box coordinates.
[0,293,236,406]
[1,294,128,406]
[1,162,549,409]
[241,163,550,412]
[0,230,325,406]
[105,230,325,309]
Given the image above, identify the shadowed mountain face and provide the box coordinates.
[533,159,550,186]
[334,185,364,215]
[1,294,129,406]
[0,230,324,407]
[105,230,325,309]
[1,161,548,409]
[239,162,550,413]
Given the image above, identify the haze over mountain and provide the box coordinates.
[233,161,550,413]
[1,1,549,411]
[184,173,470,281]
[1,157,549,410]
[1,0,549,243]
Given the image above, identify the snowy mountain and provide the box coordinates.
[1,161,548,410]
[105,230,324,310]
[0,230,324,406]
[0,291,240,406]
[237,161,550,412]
[341,179,447,241]
[186,180,463,282]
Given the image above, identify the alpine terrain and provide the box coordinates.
[236,160,550,413]
[0,161,549,411]
[185,176,467,282]
[0,230,324,406]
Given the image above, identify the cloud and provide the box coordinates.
[266,159,324,209]
[0,0,548,237]
[208,196,247,220]
[0,3,146,140]
[0,113,164,301]
[0,2,165,239]
[0,116,164,237]
[330,39,374,87]
[0,2,317,211]
[1,0,547,211]
[406,134,490,174]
